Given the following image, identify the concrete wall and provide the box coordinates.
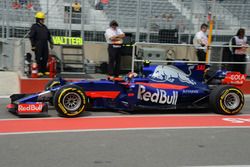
[84,42,109,62]
[0,40,15,71]
[0,71,20,95]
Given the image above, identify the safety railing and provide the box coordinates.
[131,42,250,75]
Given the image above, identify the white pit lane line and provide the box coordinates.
[182,165,250,167]
[1,126,250,136]
[0,95,10,98]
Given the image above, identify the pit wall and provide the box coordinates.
[10,39,110,73]
[11,39,200,73]
[23,40,110,64]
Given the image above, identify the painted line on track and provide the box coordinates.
[1,126,250,136]
[0,115,250,135]
[182,165,250,167]
[183,165,250,167]
[1,113,250,121]
[0,95,10,98]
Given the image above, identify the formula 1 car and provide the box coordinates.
[7,61,246,117]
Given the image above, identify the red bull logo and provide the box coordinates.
[18,103,43,113]
[137,85,178,105]
[150,65,196,85]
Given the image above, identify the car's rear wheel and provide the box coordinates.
[209,85,244,115]
[53,85,87,117]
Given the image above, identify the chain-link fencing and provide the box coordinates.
[131,42,250,76]
[1,0,250,42]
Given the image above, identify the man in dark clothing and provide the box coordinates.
[29,11,53,76]
[230,28,248,74]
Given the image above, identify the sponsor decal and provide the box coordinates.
[137,85,178,105]
[196,64,206,71]
[149,65,196,85]
[18,103,43,113]
[222,72,247,85]
[182,89,199,94]
[231,74,246,80]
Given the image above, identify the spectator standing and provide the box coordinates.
[193,23,208,61]
[230,28,248,74]
[104,20,125,77]
[29,11,53,77]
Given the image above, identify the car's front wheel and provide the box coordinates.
[209,85,244,115]
[53,85,87,117]
[45,78,62,91]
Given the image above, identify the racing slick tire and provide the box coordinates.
[45,78,62,91]
[45,78,62,105]
[53,85,87,117]
[209,85,244,115]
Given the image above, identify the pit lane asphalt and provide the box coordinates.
[0,97,250,167]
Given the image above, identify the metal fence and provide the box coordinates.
[131,42,250,76]
[1,0,250,42]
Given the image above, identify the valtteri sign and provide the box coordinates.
[52,36,83,45]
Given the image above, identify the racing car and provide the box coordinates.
[7,61,246,117]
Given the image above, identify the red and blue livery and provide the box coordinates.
[8,62,246,117]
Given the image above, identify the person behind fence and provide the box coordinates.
[229,28,248,74]
[29,11,53,77]
[193,23,208,61]
[104,20,125,78]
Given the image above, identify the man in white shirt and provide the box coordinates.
[104,20,125,77]
[193,23,208,61]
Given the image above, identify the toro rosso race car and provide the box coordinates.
[7,62,246,117]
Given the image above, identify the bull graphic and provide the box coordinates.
[149,65,196,85]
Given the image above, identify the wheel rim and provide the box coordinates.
[62,92,82,111]
[223,92,240,110]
